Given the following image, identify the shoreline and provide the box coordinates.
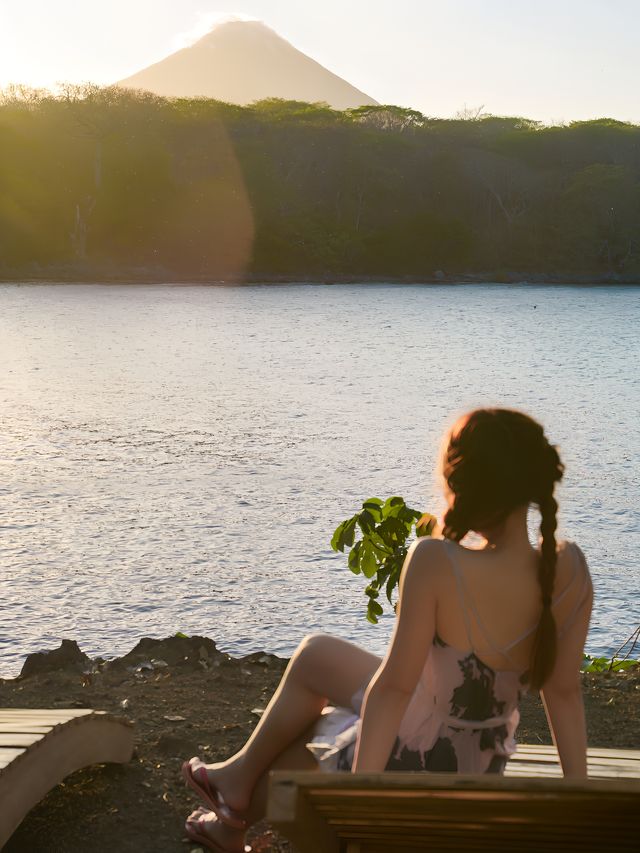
[2,271,640,287]
[1,635,638,852]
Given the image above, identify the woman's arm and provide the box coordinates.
[352,538,441,772]
[541,544,593,778]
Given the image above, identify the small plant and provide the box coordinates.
[581,655,639,673]
[582,624,640,672]
[331,496,436,624]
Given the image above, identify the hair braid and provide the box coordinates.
[442,502,469,542]
[440,408,565,689]
[529,492,559,690]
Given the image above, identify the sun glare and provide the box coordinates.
[171,11,259,51]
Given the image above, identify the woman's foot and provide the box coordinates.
[184,807,250,853]
[183,756,252,823]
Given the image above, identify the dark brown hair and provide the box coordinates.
[441,408,564,689]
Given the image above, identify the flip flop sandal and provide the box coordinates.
[184,808,252,853]
[182,757,247,829]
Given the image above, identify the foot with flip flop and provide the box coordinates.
[182,756,252,853]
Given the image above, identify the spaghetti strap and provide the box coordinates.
[443,540,475,650]
[460,579,522,663]
[443,541,527,663]
[552,540,581,607]
[557,542,592,637]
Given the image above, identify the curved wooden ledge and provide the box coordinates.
[0,708,134,848]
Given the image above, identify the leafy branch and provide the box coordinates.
[331,496,436,624]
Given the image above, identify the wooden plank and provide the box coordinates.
[508,763,639,779]
[0,748,26,768]
[0,733,46,747]
[0,725,55,734]
[0,715,88,726]
[270,774,640,845]
[506,745,640,779]
[272,770,640,794]
[516,745,640,761]
[268,778,339,853]
[0,711,134,847]
[0,709,96,719]
[505,765,563,774]
[268,755,640,853]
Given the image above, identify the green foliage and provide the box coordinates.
[581,654,640,673]
[1,87,640,277]
[331,497,436,624]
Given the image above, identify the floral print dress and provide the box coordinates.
[307,540,588,774]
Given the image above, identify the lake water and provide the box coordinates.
[0,283,638,677]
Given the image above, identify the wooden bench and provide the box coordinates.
[268,745,640,852]
[0,708,135,848]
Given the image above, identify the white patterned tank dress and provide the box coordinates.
[307,540,590,773]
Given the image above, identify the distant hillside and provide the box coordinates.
[118,20,377,109]
[1,89,639,281]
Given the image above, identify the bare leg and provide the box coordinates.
[186,730,318,851]
[194,634,380,815]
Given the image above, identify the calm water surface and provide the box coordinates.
[0,283,638,676]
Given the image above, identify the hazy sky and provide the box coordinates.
[1,0,638,123]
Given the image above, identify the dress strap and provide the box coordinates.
[443,540,476,651]
[557,542,591,637]
[444,541,521,665]
[461,577,522,664]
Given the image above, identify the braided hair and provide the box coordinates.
[441,409,564,690]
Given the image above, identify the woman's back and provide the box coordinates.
[433,535,591,675]
[382,535,592,773]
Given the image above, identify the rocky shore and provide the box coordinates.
[2,268,640,286]
[1,635,638,853]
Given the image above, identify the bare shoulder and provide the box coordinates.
[556,539,593,587]
[402,537,451,587]
[557,539,589,567]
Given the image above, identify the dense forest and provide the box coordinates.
[1,86,639,281]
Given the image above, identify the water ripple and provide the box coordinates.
[0,283,638,676]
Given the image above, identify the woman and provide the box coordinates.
[182,408,593,852]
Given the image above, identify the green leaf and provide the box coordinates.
[367,530,393,555]
[384,516,411,544]
[334,495,434,625]
[386,565,401,603]
[174,631,189,639]
[366,598,384,624]
[330,519,348,552]
[331,515,357,552]
[357,510,376,535]
[611,659,640,671]
[360,543,378,578]
[343,517,357,548]
[581,655,610,672]
[362,498,384,521]
[382,496,405,519]
[348,541,362,574]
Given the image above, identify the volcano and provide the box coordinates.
[118,20,378,109]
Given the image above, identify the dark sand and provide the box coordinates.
[1,636,638,852]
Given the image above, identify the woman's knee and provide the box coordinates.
[291,633,334,669]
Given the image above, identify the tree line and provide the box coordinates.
[1,86,639,279]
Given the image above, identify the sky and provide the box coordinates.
[0,0,638,123]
